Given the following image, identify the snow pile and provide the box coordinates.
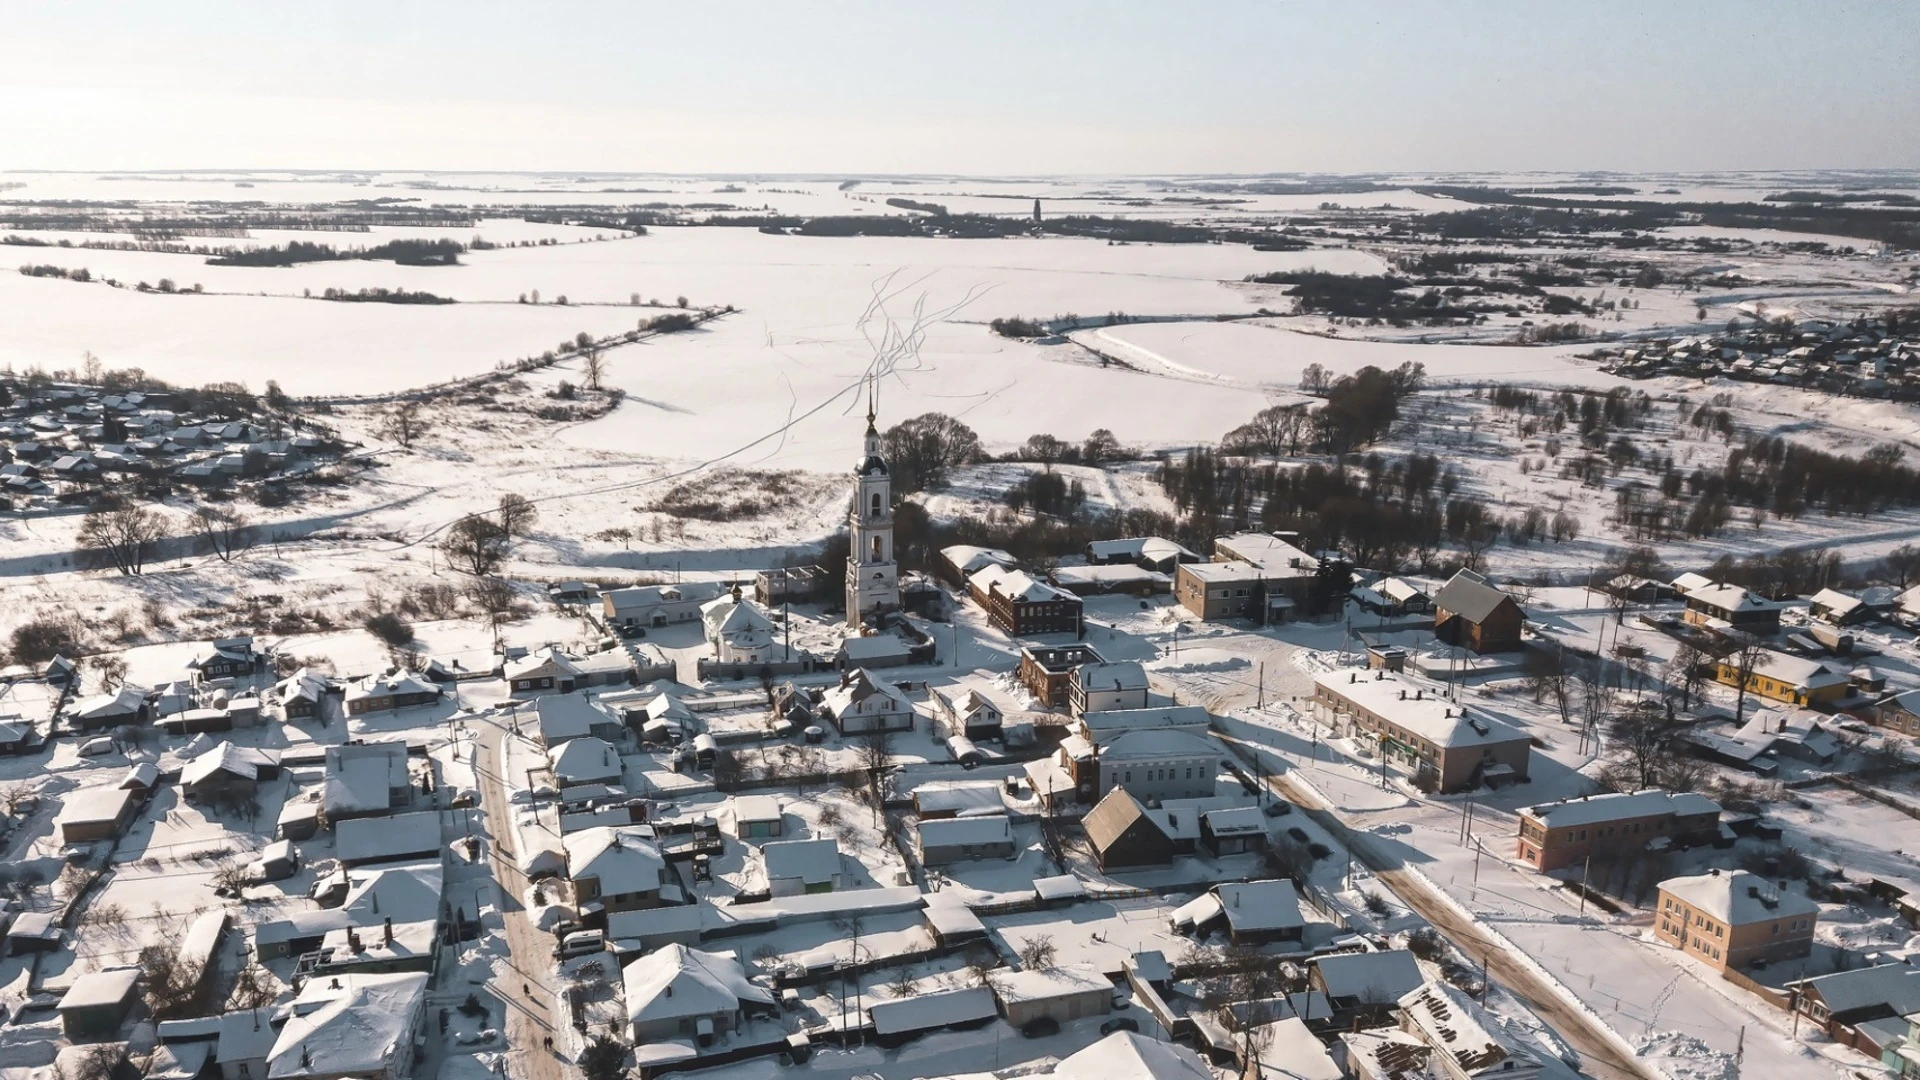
[1145,648,1250,674]
[1633,1031,1737,1080]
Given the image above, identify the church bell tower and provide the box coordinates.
[846,389,900,627]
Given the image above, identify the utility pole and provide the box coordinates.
[1580,854,1592,916]
[1257,661,1265,710]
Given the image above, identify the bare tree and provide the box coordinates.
[1885,544,1920,589]
[1599,702,1691,790]
[56,1043,125,1080]
[856,728,895,823]
[1726,634,1769,728]
[194,506,257,562]
[441,516,508,576]
[226,964,279,1011]
[0,781,34,815]
[140,931,213,1020]
[1668,640,1707,710]
[497,493,538,540]
[1017,935,1058,971]
[1523,648,1576,725]
[887,964,919,998]
[78,500,170,576]
[466,575,518,650]
[582,347,608,391]
[379,400,427,449]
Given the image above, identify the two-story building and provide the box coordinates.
[1654,868,1818,974]
[1019,643,1104,710]
[1515,790,1722,872]
[1311,670,1532,793]
[1432,570,1526,654]
[972,565,1083,636]
[1713,649,1852,708]
[1683,581,1783,635]
[1070,661,1149,717]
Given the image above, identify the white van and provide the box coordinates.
[555,930,605,959]
[77,737,116,757]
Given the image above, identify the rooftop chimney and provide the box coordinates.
[384,916,394,945]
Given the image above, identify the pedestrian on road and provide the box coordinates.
[523,982,531,997]
[543,1036,553,1052]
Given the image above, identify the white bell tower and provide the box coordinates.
[846,388,899,627]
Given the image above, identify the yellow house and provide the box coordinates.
[1713,650,1851,707]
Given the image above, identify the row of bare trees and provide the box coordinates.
[77,500,259,576]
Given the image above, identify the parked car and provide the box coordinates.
[1099,1017,1140,1036]
[77,737,115,757]
[1264,800,1293,817]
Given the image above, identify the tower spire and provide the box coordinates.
[866,375,877,431]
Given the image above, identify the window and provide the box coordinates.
[870,492,882,517]
[1578,829,1587,840]
[872,535,883,561]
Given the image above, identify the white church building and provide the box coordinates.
[846,403,901,627]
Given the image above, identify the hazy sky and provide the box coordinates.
[5,1,1916,174]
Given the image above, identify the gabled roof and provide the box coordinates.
[182,743,279,787]
[1215,879,1303,933]
[343,671,438,702]
[1083,788,1166,852]
[1052,1031,1212,1080]
[942,545,1017,577]
[72,686,146,720]
[604,581,728,611]
[323,742,408,816]
[1098,728,1219,762]
[1522,789,1720,829]
[1398,980,1539,1077]
[266,971,428,1079]
[916,814,1013,848]
[622,944,771,1026]
[548,736,623,784]
[1793,963,1920,1016]
[535,694,610,744]
[1809,588,1865,619]
[1313,950,1424,1005]
[1433,569,1520,623]
[563,827,665,897]
[505,648,581,681]
[821,668,912,719]
[762,838,841,885]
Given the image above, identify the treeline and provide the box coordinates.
[989,316,1047,338]
[885,198,949,216]
[1411,186,1920,249]
[1242,270,1492,325]
[1225,362,1425,456]
[19,264,91,281]
[208,238,465,267]
[319,287,455,305]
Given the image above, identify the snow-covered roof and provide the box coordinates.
[839,634,911,661]
[993,963,1112,1004]
[1312,950,1424,1005]
[1792,963,1920,1017]
[821,668,912,720]
[1079,705,1211,743]
[334,810,441,865]
[1053,1031,1213,1080]
[762,838,840,885]
[323,742,407,817]
[58,967,141,1011]
[1659,869,1818,926]
[505,648,581,681]
[1521,789,1720,829]
[267,971,428,1079]
[182,742,279,787]
[732,794,782,824]
[217,1009,281,1066]
[273,668,333,706]
[548,736,623,785]
[120,762,157,789]
[604,581,728,611]
[1735,650,1851,691]
[535,694,610,744]
[933,687,1002,722]
[1202,806,1265,836]
[917,814,1012,847]
[622,944,771,1026]
[564,827,665,897]
[869,985,997,1036]
[701,593,774,640]
[1098,728,1219,762]
[1433,569,1519,623]
[942,545,1017,577]
[1087,537,1197,564]
[342,860,445,925]
[1810,587,1865,619]
[1213,533,1320,576]
[56,784,135,827]
[1075,661,1149,694]
[1685,581,1778,615]
[912,780,1005,816]
[1377,577,1429,604]
[343,671,438,703]
[975,566,1077,604]
[71,686,146,720]
[1312,672,1530,750]
[1397,980,1540,1077]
